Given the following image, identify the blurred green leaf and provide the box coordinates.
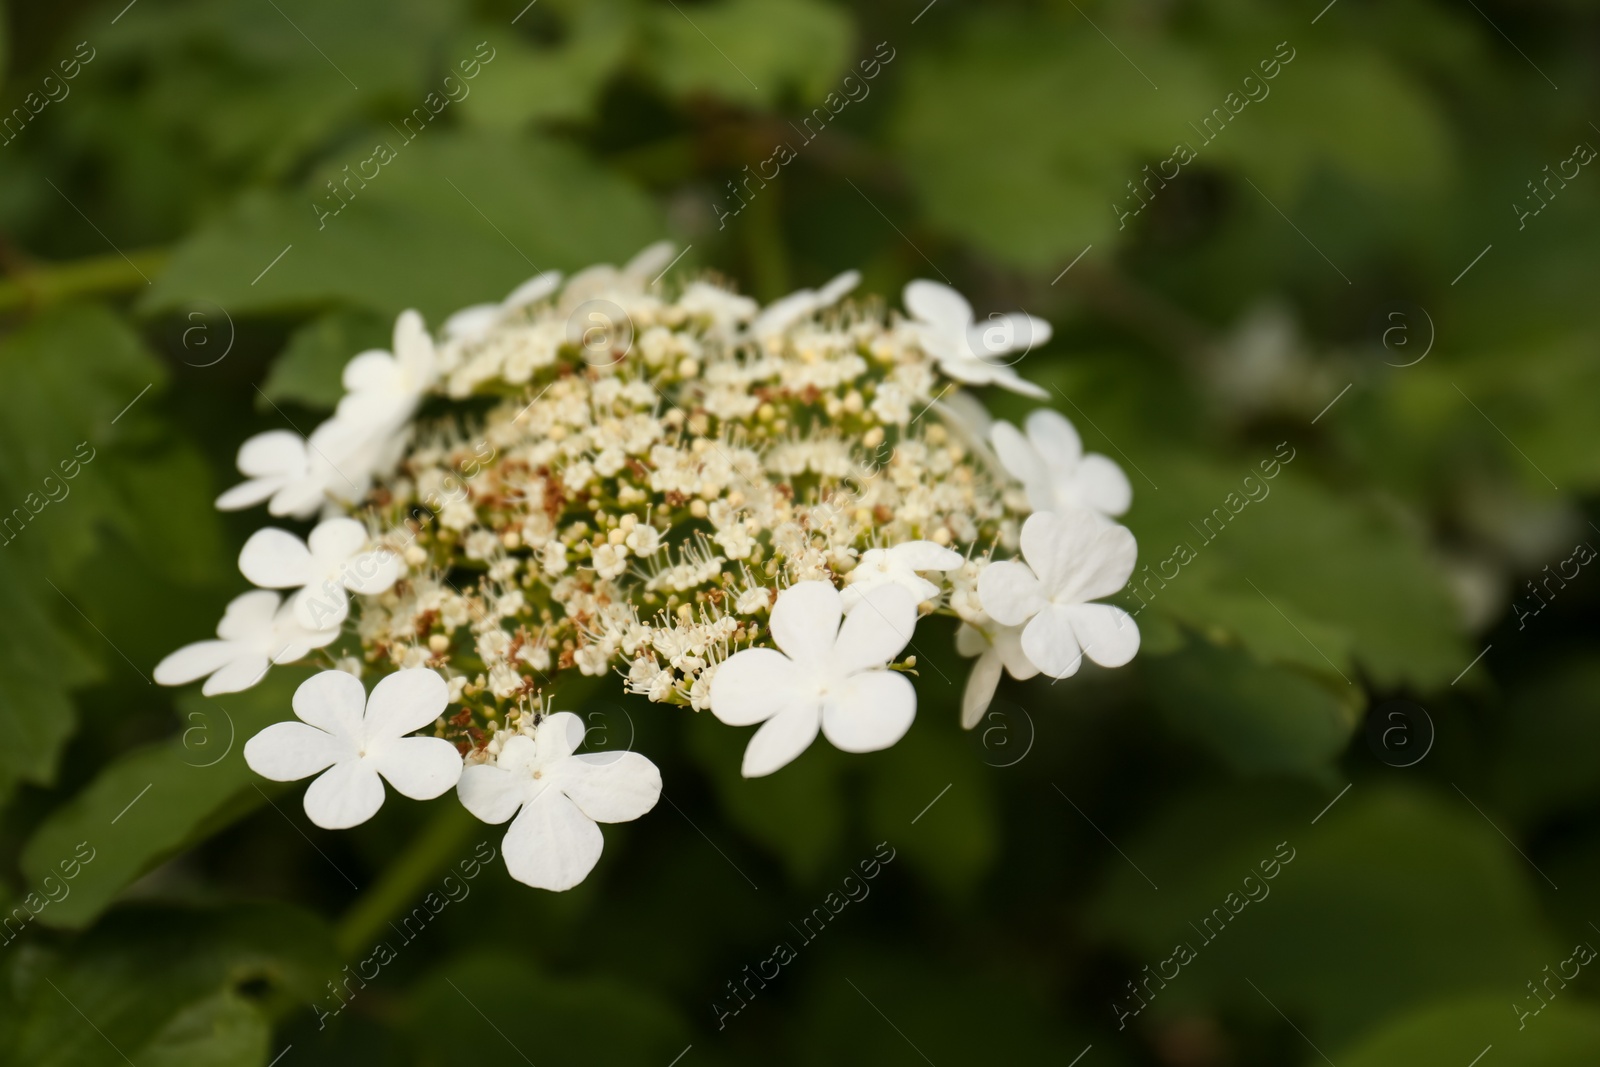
[1144,637,1360,777]
[1090,785,1559,1046]
[459,4,632,129]
[0,903,335,1067]
[20,670,311,930]
[144,130,663,321]
[261,307,395,411]
[640,0,852,110]
[1337,995,1600,1067]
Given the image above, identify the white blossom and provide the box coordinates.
[903,280,1049,397]
[337,309,439,432]
[841,540,963,611]
[748,270,860,340]
[955,622,1038,728]
[991,408,1132,518]
[155,591,338,695]
[977,511,1140,679]
[457,712,661,891]
[711,581,919,777]
[238,517,401,630]
[244,669,462,829]
[443,270,564,344]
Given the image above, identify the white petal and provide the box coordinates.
[302,759,387,829]
[990,420,1048,490]
[1066,603,1140,668]
[973,360,1048,398]
[559,751,662,823]
[537,711,586,762]
[889,540,964,572]
[393,309,434,382]
[494,734,538,776]
[1024,409,1082,466]
[624,240,677,279]
[343,548,401,595]
[1020,604,1084,679]
[904,279,973,333]
[457,764,525,824]
[373,736,462,800]
[238,528,312,588]
[741,701,821,778]
[1019,511,1136,602]
[342,350,397,393]
[961,650,1002,730]
[216,590,281,641]
[154,641,240,686]
[710,648,800,726]
[364,668,449,741]
[293,582,350,630]
[821,670,916,753]
[443,304,499,342]
[244,721,348,781]
[237,430,307,477]
[308,517,369,564]
[977,560,1046,626]
[832,584,917,676]
[292,670,368,740]
[768,581,842,667]
[201,653,273,695]
[1075,454,1133,516]
[954,623,987,659]
[995,625,1040,680]
[501,790,604,891]
[215,478,280,511]
[503,270,563,310]
[816,269,861,305]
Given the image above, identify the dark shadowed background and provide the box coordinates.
[1,0,1598,1064]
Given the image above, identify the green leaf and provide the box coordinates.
[19,670,312,930]
[640,0,852,110]
[143,130,663,322]
[261,307,395,411]
[1089,784,1559,1046]
[1491,656,1600,823]
[403,951,688,1064]
[1144,637,1361,778]
[1337,995,1600,1067]
[458,5,632,129]
[0,902,336,1067]
[861,716,999,899]
[686,708,848,883]
[1130,449,1467,691]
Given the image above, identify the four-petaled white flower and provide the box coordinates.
[154,590,339,695]
[457,712,662,891]
[978,511,1140,678]
[239,517,401,630]
[337,309,439,431]
[954,622,1038,729]
[991,409,1132,519]
[244,668,463,829]
[443,270,564,344]
[749,270,861,340]
[711,581,919,778]
[903,280,1049,398]
[842,540,963,611]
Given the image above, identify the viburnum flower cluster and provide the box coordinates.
[156,243,1141,891]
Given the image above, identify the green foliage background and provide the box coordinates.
[0,0,1596,1063]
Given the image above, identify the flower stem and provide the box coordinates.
[333,802,479,959]
[0,248,169,314]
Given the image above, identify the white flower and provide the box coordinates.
[977,511,1140,679]
[336,309,439,431]
[214,424,376,519]
[443,271,564,344]
[954,622,1037,729]
[457,712,661,891]
[561,241,677,306]
[991,409,1131,518]
[243,668,462,829]
[710,581,919,778]
[239,517,401,630]
[748,270,860,339]
[154,591,339,695]
[903,280,1049,397]
[841,540,963,611]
